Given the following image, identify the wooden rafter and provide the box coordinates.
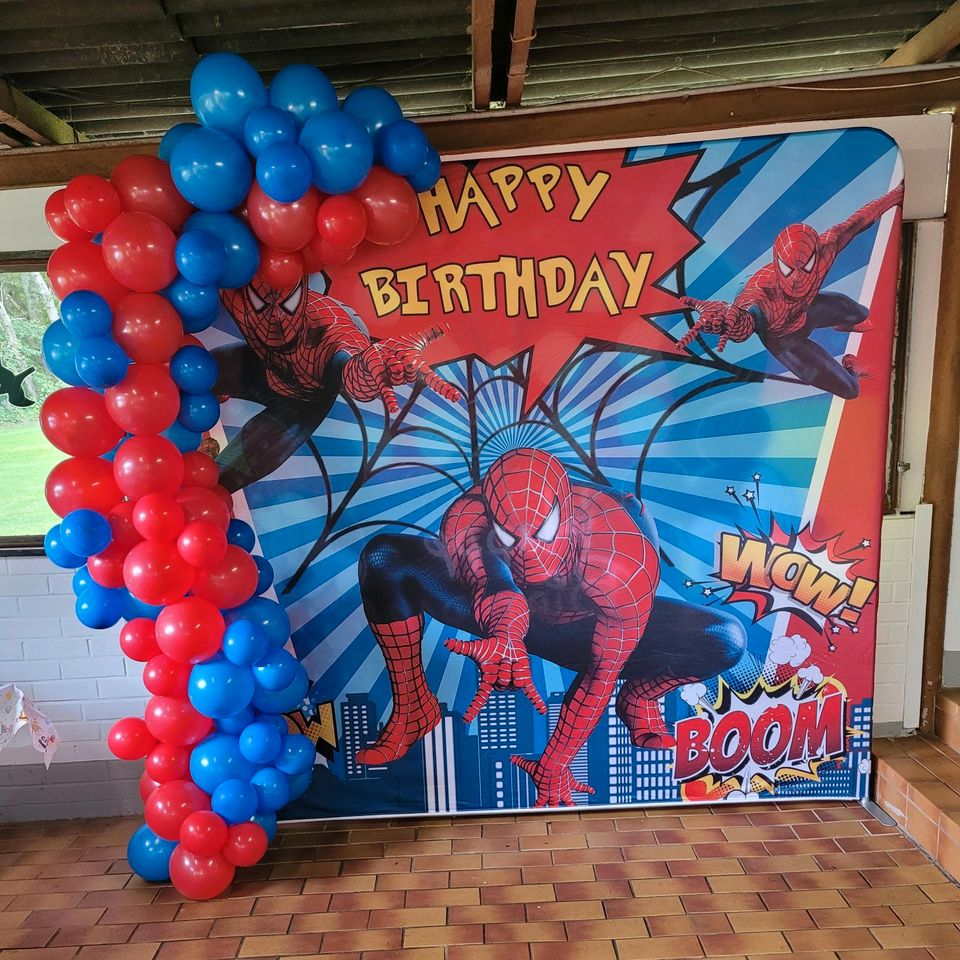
[0,80,84,147]
[506,0,537,108]
[883,0,960,67]
[471,0,495,110]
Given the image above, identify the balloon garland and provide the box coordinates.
[39,53,440,900]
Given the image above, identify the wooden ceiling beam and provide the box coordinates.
[471,0,495,110]
[0,80,85,146]
[883,0,960,67]
[506,0,538,107]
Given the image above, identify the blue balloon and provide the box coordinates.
[254,555,274,594]
[408,146,442,193]
[225,597,290,648]
[76,583,125,629]
[160,420,202,454]
[127,823,176,882]
[244,105,297,157]
[252,648,298,691]
[178,391,219,432]
[223,618,270,666]
[268,64,337,127]
[275,734,314,777]
[287,770,312,801]
[189,732,255,794]
[299,111,373,195]
[250,766,290,813]
[164,276,220,332]
[254,712,290,737]
[376,119,429,177]
[250,811,277,842]
[123,592,164,621]
[184,212,259,289]
[188,656,256,719]
[158,122,200,162]
[75,336,129,389]
[60,508,111,558]
[212,778,258,825]
[217,704,255,734]
[170,127,252,213]
[42,320,83,385]
[256,141,312,203]
[343,86,403,140]
[239,721,282,764]
[190,52,267,141]
[44,525,84,569]
[175,230,227,286]
[171,345,219,394]
[250,667,307,714]
[227,518,255,551]
[101,435,128,463]
[61,290,112,339]
[72,565,93,594]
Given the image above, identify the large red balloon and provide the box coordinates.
[168,846,235,900]
[108,500,143,549]
[246,182,321,253]
[175,486,231,532]
[182,451,220,490]
[102,212,178,293]
[180,811,228,857]
[140,771,161,804]
[144,697,212,748]
[144,778,210,840]
[133,492,186,542]
[145,742,192,783]
[45,457,121,518]
[191,545,258,609]
[40,387,124,457]
[155,597,225,664]
[105,365,180,436]
[64,174,122,234]
[124,540,195,606]
[113,293,183,364]
[352,166,419,245]
[315,238,355,268]
[143,653,192,698]
[256,246,304,289]
[111,155,193,231]
[119,617,160,662]
[47,240,129,309]
[113,435,184,498]
[317,194,367,248]
[44,188,94,242]
[87,541,129,589]
[107,716,156,761]
[177,519,228,568]
[222,822,268,867]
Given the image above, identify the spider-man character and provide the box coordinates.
[679,182,904,399]
[357,448,747,807]
[213,276,461,491]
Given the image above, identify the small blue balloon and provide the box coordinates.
[250,811,277,842]
[42,320,83,385]
[44,525,84,569]
[227,518,255,551]
[189,655,256,720]
[377,119,429,177]
[76,583,125,629]
[60,508,111,558]
[217,704,255,734]
[171,345,219,394]
[254,712,290,737]
[225,597,290,648]
[287,770,312,801]
[190,52,268,141]
[161,420,202,454]
[127,823,176,882]
[75,337,129,389]
[251,667,308,714]
[164,278,220,334]
[190,732,255,795]
[123,591,164,622]
[244,105,298,157]
[212,778,258,824]
[158,122,201,162]
[408,146,442,193]
[239,721,282,764]
[72,565,93,594]
[299,111,373,195]
[184,212,259,289]
[250,766,290,813]
[223,619,270,666]
[252,648,298,691]
[275,734,315,777]
[170,127,253,213]
[254,555,274,594]
[178,391,220,432]
[175,230,227,286]
[343,86,403,140]
[61,290,112,339]
[256,141,312,203]
[269,64,337,127]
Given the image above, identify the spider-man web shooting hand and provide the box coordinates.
[678,296,755,352]
[511,755,595,808]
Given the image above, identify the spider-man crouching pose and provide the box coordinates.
[679,181,904,399]
[357,448,747,807]
[214,276,461,491]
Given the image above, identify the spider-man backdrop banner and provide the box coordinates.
[203,127,902,817]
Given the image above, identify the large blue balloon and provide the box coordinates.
[61,290,112,339]
[123,592,164,622]
[127,823,176,882]
[239,721,282,764]
[408,146,442,193]
[188,656,256,719]
[189,732,255,794]
[42,320,83,385]
[76,583,125,629]
[252,648,298,691]
[190,52,268,141]
[254,712,290,737]
[299,111,373,195]
[250,766,290,813]
[223,619,270,666]
[253,555,274,595]
[184,212,259,289]
[250,666,308,713]
[225,597,290,648]
[227,518,255,551]
[44,525,84,569]
[170,128,252,212]
[171,345,219,394]
[60,508,111,558]
[178,391,219,432]
[250,811,277,842]
[161,420,202,454]
[377,119,429,177]
[217,704,255,734]
[343,86,403,139]
[72,565,93,594]
[75,336,129,389]
[158,122,200,162]
[275,734,314,777]
[244,105,297,157]
[256,142,312,203]
[175,230,227,286]
[212,778,258,824]
[268,64,337,127]
[164,275,220,331]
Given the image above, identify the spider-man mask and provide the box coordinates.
[482,448,573,584]
[772,223,820,300]
[221,276,307,349]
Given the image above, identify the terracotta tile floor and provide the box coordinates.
[1,801,959,960]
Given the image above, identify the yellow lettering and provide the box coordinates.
[538,257,576,306]
[499,257,538,318]
[464,261,501,311]
[769,552,809,591]
[359,269,402,317]
[418,178,457,236]
[568,166,610,221]
[609,251,653,309]
[459,172,501,231]
[527,164,562,212]
[719,533,773,589]
[432,264,469,313]
[488,165,525,212]
[395,264,429,315]
[569,255,619,315]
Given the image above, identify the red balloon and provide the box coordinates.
[113,435,184,499]
[108,500,143,549]
[45,188,94,242]
[45,457,121,518]
[246,181,321,253]
[180,810,228,857]
[111,154,193,231]
[144,779,210,840]
[316,238,355,267]
[107,716,156,761]
[191,545,258,609]
[145,742,192,783]
[256,246,304,289]
[169,845,235,900]
[133,492,186,542]
[180,334,204,349]
[182,451,219,490]
[40,387,124,457]
[317,194,367,248]
[105,365,180,436]
[352,166,419,245]
[301,238,325,274]
[155,597,225,664]
[143,653,192,698]
[177,519,228,568]
[113,293,183,364]
[144,697,213,748]
[47,240,129,309]
[102,212,178,293]
[140,771,161,804]
[119,617,160,662]
[64,174,122,234]
[222,822,268,867]
[88,541,129,589]
[175,486,231,531]
[124,540,195,606]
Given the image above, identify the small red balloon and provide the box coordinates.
[177,519,228,568]
[124,540,195,606]
[44,188,94,242]
[144,697,213,748]
[64,174,122,234]
[175,486,231,531]
[144,778,210,840]
[155,597,225,664]
[106,364,180,437]
[182,451,220,490]
[119,617,160,662]
[133,492,186,542]
[111,154,193,231]
[180,810,228,857]
[102,212,178,293]
[169,845,235,900]
[88,541,129,589]
[140,772,161,804]
[113,435,184,499]
[107,716,156,761]
[143,653,192,698]
[108,500,143,549]
[113,293,183,364]
[40,387,124,458]
[145,742,192,784]
[47,240,129,309]
[222,822,268,867]
[352,166,419,245]
[246,181,321,253]
[45,457,121,518]
[301,239,325,274]
[317,194,367,248]
[256,246,304,289]
[316,238,355,267]
[191,545,258,609]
